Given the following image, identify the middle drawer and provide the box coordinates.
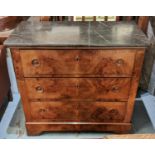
[25,78,131,101]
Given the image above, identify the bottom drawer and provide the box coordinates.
[30,101,126,123]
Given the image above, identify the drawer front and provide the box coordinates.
[78,102,126,122]
[20,49,135,77]
[30,101,126,123]
[25,78,131,101]
[30,101,77,121]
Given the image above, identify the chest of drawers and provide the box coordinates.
[5,21,149,135]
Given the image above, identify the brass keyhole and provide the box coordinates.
[32,59,40,67]
[36,86,44,93]
[115,59,124,66]
[75,56,80,61]
[112,86,119,92]
[39,109,47,113]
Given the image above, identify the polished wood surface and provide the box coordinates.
[78,101,126,122]
[138,16,149,34]
[124,50,145,122]
[30,101,126,123]
[11,47,145,135]
[26,122,132,135]
[11,49,31,121]
[25,78,131,101]
[30,101,77,121]
[20,49,135,77]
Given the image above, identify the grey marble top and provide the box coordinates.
[4,21,149,47]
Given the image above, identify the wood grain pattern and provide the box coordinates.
[10,47,146,135]
[124,50,145,122]
[78,102,126,122]
[20,49,135,77]
[138,16,149,34]
[30,101,126,123]
[11,49,24,79]
[30,101,77,121]
[25,78,131,101]
[11,49,31,121]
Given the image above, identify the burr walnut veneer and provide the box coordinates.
[4,21,149,135]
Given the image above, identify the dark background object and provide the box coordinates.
[0,44,11,121]
[0,16,29,120]
[0,16,24,31]
[140,16,155,91]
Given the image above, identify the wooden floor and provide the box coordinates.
[105,134,155,139]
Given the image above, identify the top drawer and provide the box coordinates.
[20,49,135,77]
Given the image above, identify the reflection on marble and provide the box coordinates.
[4,21,149,47]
